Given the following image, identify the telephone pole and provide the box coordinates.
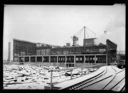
[50,69,53,89]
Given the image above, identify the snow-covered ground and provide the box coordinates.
[3,63,98,89]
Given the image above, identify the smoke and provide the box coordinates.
[105,17,125,32]
[105,4,125,32]
[95,5,125,46]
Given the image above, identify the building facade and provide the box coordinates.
[13,38,117,67]
[13,39,36,62]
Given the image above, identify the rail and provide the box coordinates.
[103,69,125,91]
[57,66,125,92]
[54,66,107,90]
[63,67,107,90]
[64,70,106,90]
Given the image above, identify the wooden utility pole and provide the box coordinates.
[50,69,53,90]
[70,69,73,80]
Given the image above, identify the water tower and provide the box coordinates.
[72,36,78,46]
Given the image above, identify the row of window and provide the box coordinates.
[19,55,106,63]
[36,49,50,55]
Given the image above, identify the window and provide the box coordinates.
[80,57,82,61]
[41,49,45,55]
[76,57,79,61]
[21,52,25,56]
[99,49,106,52]
[25,57,29,62]
[36,50,40,55]
[31,57,35,62]
[37,56,42,62]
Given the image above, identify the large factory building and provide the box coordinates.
[13,38,117,67]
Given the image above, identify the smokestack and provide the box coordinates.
[7,42,11,62]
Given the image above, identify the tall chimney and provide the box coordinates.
[7,42,11,62]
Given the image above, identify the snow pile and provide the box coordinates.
[3,64,50,89]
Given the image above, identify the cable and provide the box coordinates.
[86,27,96,38]
[73,27,84,37]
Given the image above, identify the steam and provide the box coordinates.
[95,6,125,46]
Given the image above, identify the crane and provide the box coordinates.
[71,26,97,46]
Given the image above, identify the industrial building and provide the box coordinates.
[13,39,37,61]
[13,37,117,67]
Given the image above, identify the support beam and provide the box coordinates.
[94,55,97,64]
[42,56,43,63]
[35,56,37,62]
[65,56,67,67]
[49,56,51,65]
[74,55,76,67]
[106,54,107,65]
[57,56,58,66]
[84,55,86,63]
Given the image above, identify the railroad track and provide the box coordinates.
[59,66,125,92]
[57,67,107,90]
[103,68,125,92]
[81,67,125,91]
[62,67,107,90]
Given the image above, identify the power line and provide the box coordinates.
[74,26,96,38]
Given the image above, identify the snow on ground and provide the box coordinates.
[4,64,49,89]
[3,63,98,89]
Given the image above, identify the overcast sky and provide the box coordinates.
[3,4,125,60]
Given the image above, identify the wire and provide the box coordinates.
[73,27,84,37]
[86,27,96,38]
[71,26,97,45]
